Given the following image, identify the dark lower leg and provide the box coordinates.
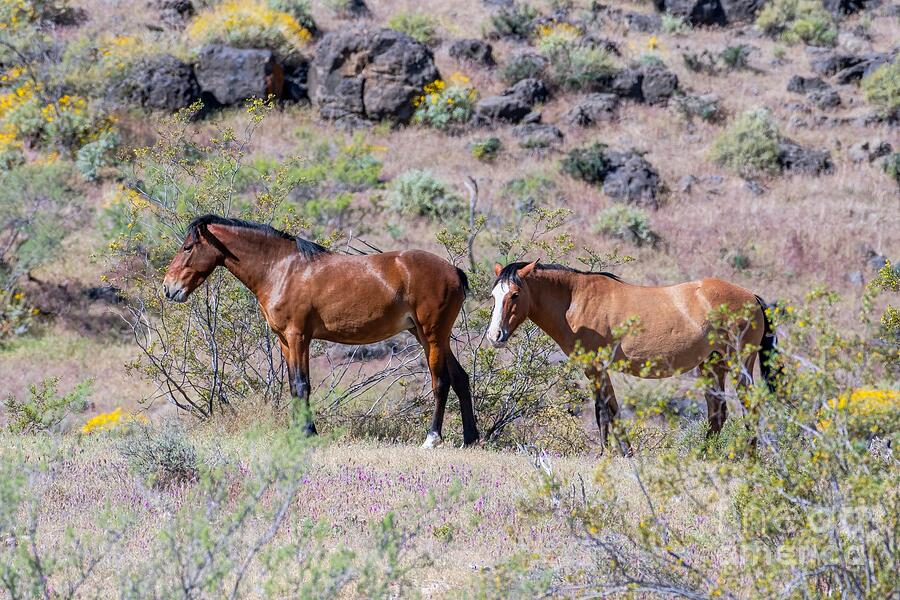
[448,353,479,445]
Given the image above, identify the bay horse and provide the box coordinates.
[487,260,776,454]
[162,215,479,447]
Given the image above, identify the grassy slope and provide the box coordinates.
[3,428,735,596]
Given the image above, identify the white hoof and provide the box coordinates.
[421,432,443,449]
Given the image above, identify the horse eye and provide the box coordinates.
[511,292,519,299]
[184,243,194,252]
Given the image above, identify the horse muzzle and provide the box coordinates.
[490,329,510,348]
[163,282,188,303]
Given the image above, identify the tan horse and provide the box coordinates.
[487,260,776,453]
[163,215,479,447]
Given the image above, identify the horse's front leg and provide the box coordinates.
[594,371,631,457]
[286,333,316,436]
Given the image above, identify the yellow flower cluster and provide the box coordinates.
[535,21,581,41]
[188,0,312,55]
[818,388,899,433]
[81,407,149,434]
[0,0,35,30]
[0,80,33,153]
[413,74,476,108]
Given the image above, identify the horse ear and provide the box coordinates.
[517,258,540,279]
[494,263,503,277]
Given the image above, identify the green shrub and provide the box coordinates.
[672,93,725,123]
[385,169,462,221]
[501,52,547,84]
[501,174,555,214]
[0,162,87,289]
[709,108,782,177]
[387,12,437,45]
[471,137,502,162]
[0,289,36,346]
[682,49,720,75]
[861,60,899,119]
[488,2,538,39]
[561,142,611,185]
[756,0,837,46]
[882,152,900,187]
[187,0,314,60]
[4,377,92,434]
[536,23,618,90]
[720,44,751,70]
[267,0,317,33]
[595,205,659,247]
[661,13,691,34]
[75,130,119,181]
[117,421,198,486]
[412,76,478,130]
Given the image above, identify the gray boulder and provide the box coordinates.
[848,140,893,163]
[651,0,726,25]
[474,78,549,124]
[640,65,679,104]
[778,142,833,175]
[196,45,283,106]
[449,39,495,66]
[625,12,661,32]
[808,89,841,109]
[822,0,867,14]
[603,150,662,207]
[565,94,619,126]
[719,0,765,22]
[787,75,828,93]
[512,123,563,148]
[308,28,439,124]
[116,54,199,110]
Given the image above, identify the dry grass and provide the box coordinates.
[3,427,731,597]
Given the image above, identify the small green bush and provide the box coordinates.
[861,60,900,119]
[385,169,462,221]
[471,137,502,162]
[502,174,555,214]
[75,130,119,181]
[488,2,538,39]
[756,0,837,46]
[117,421,199,486]
[882,152,900,187]
[536,23,618,90]
[4,377,92,434]
[673,93,725,123]
[501,53,547,84]
[387,12,437,45]
[267,0,317,33]
[595,205,659,247]
[561,143,610,185]
[720,44,751,70]
[661,13,691,34]
[709,108,782,177]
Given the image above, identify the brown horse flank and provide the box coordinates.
[488,260,777,454]
[163,215,479,447]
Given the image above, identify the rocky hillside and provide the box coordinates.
[0,0,897,402]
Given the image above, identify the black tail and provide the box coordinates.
[755,295,779,393]
[455,267,470,298]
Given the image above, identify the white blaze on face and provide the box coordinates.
[487,281,509,343]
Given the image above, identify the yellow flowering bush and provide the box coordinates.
[81,407,149,434]
[187,0,313,59]
[818,388,899,438]
[412,73,478,130]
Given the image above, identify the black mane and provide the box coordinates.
[187,214,330,261]
[493,262,622,288]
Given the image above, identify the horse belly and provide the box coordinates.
[619,325,712,377]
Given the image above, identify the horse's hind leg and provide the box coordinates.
[594,371,631,457]
[702,361,728,437]
[411,329,452,448]
[284,334,316,435]
[447,351,479,446]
